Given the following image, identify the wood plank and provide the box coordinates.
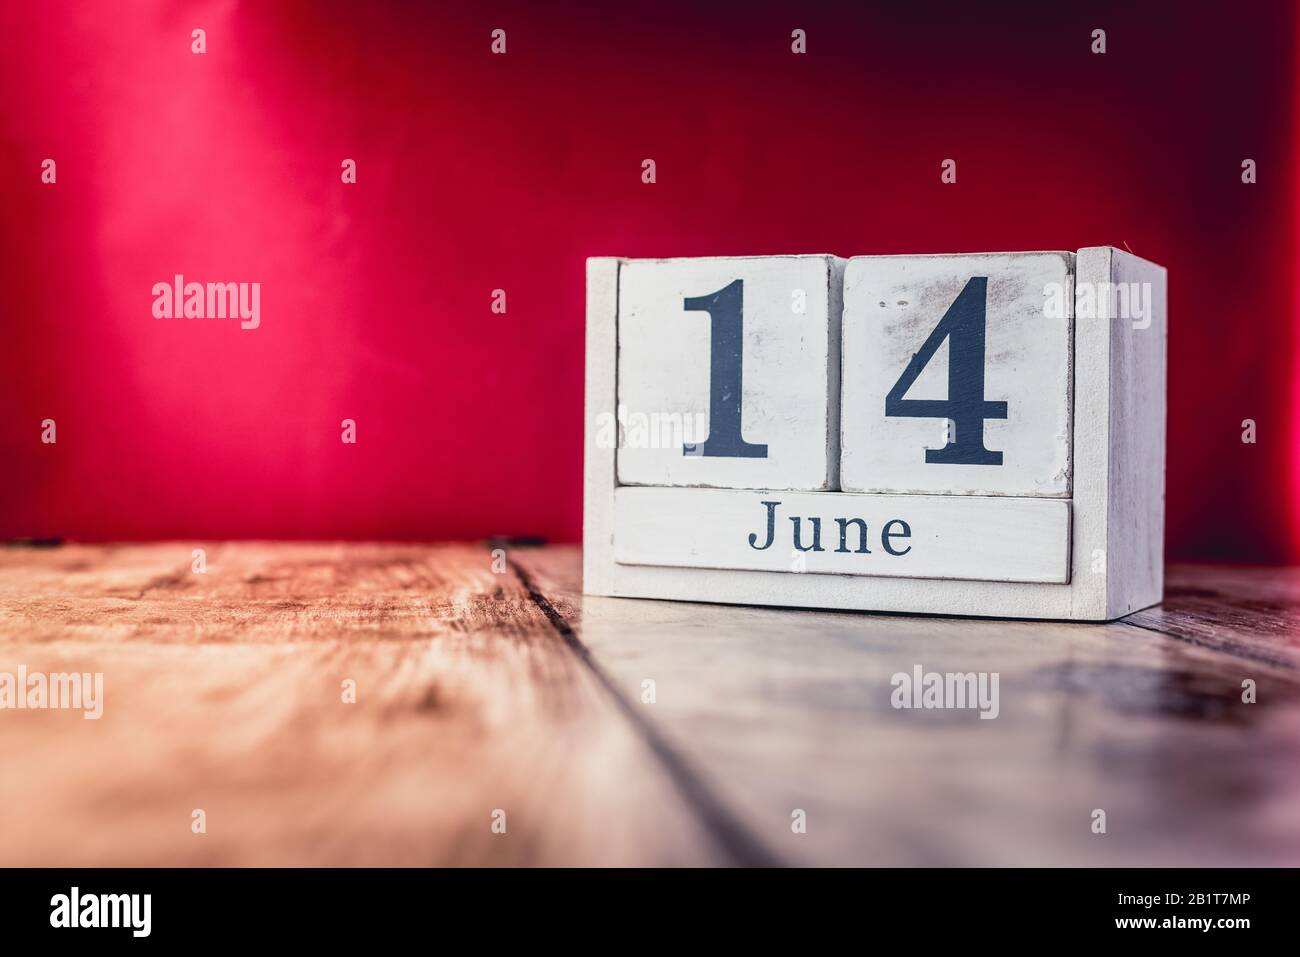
[0,543,724,866]
[1082,245,1168,619]
[1125,563,1300,672]
[583,258,620,598]
[516,548,1300,866]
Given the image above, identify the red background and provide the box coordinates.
[1,1,1296,560]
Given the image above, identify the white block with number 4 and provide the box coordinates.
[616,256,844,490]
[840,253,1073,497]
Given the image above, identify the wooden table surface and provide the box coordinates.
[1,543,1297,867]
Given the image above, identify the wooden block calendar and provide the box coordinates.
[583,248,1166,621]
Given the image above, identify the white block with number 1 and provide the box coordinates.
[616,256,844,490]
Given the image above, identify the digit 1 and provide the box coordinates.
[683,279,768,458]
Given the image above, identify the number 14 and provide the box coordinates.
[688,275,1007,466]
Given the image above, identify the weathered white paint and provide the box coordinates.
[840,252,1073,497]
[1069,246,1167,619]
[615,256,844,490]
[583,249,1167,621]
[614,487,1070,583]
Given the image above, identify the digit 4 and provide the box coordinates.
[883,276,1007,465]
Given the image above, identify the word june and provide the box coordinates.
[152,274,261,330]
[747,499,913,555]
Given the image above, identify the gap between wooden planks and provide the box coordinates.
[511,549,1300,867]
[2,543,1299,866]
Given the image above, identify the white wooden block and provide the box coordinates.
[1070,246,1167,619]
[583,248,1167,622]
[840,253,1073,496]
[614,487,1070,584]
[583,257,621,597]
[615,256,844,490]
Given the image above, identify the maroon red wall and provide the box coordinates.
[1,1,1295,559]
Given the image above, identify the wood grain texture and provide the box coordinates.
[0,543,721,866]
[517,547,1300,867]
[1126,564,1300,673]
[4,543,1296,867]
